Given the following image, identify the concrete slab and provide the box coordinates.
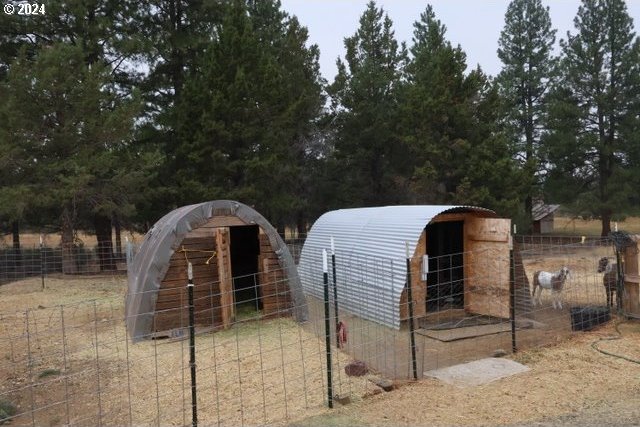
[424,357,530,387]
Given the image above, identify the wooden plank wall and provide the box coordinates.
[153,234,221,333]
[258,232,292,318]
[152,220,293,335]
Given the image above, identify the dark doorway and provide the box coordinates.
[425,221,464,311]
[230,225,262,314]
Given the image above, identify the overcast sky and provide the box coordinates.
[279,0,640,81]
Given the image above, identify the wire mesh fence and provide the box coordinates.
[0,244,136,285]
[0,234,638,426]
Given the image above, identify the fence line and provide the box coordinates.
[0,234,637,425]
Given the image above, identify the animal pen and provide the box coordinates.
[1,203,640,425]
[125,200,308,340]
[298,206,640,379]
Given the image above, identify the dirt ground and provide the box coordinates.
[290,320,640,426]
[0,276,378,426]
[1,240,638,427]
[290,243,640,426]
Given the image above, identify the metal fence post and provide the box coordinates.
[510,239,517,353]
[331,237,340,347]
[405,243,418,380]
[40,236,45,290]
[187,262,198,427]
[322,249,333,408]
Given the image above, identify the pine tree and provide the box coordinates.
[173,0,324,230]
[0,0,150,264]
[1,44,142,271]
[400,6,522,216]
[327,1,407,206]
[496,0,556,231]
[402,6,477,203]
[545,0,640,235]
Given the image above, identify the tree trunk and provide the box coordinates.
[114,214,122,259]
[296,212,306,238]
[94,214,115,271]
[11,220,22,270]
[524,194,533,235]
[601,212,612,237]
[61,208,77,274]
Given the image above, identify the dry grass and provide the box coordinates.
[553,215,640,236]
[292,321,640,426]
[2,240,638,426]
[0,231,145,249]
[520,244,616,307]
[0,276,378,426]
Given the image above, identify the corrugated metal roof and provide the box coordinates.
[297,205,495,329]
[532,203,560,221]
[126,200,307,342]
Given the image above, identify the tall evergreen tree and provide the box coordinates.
[545,0,640,235]
[328,1,407,206]
[400,6,522,216]
[173,0,324,230]
[402,6,477,203]
[1,44,143,271]
[496,0,556,231]
[0,0,148,261]
[135,0,224,218]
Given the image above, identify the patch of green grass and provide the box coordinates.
[235,302,261,322]
[0,399,17,425]
[38,368,61,379]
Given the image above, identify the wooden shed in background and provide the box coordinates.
[532,202,560,234]
[126,200,307,342]
[298,205,515,329]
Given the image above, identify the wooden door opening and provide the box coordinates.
[426,221,464,311]
[230,225,261,317]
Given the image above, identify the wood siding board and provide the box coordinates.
[216,227,234,328]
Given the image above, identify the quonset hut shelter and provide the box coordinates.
[126,200,307,342]
[297,205,512,329]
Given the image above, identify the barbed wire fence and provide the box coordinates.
[0,234,637,426]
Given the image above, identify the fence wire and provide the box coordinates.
[0,234,636,426]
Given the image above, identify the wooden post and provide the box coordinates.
[216,228,234,328]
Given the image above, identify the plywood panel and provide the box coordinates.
[404,229,426,320]
[465,217,511,319]
[203,215,247,228]
[623,277,639,315]
[624,242,639,276]
[216,227,234,328]
[467,218,510,242]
